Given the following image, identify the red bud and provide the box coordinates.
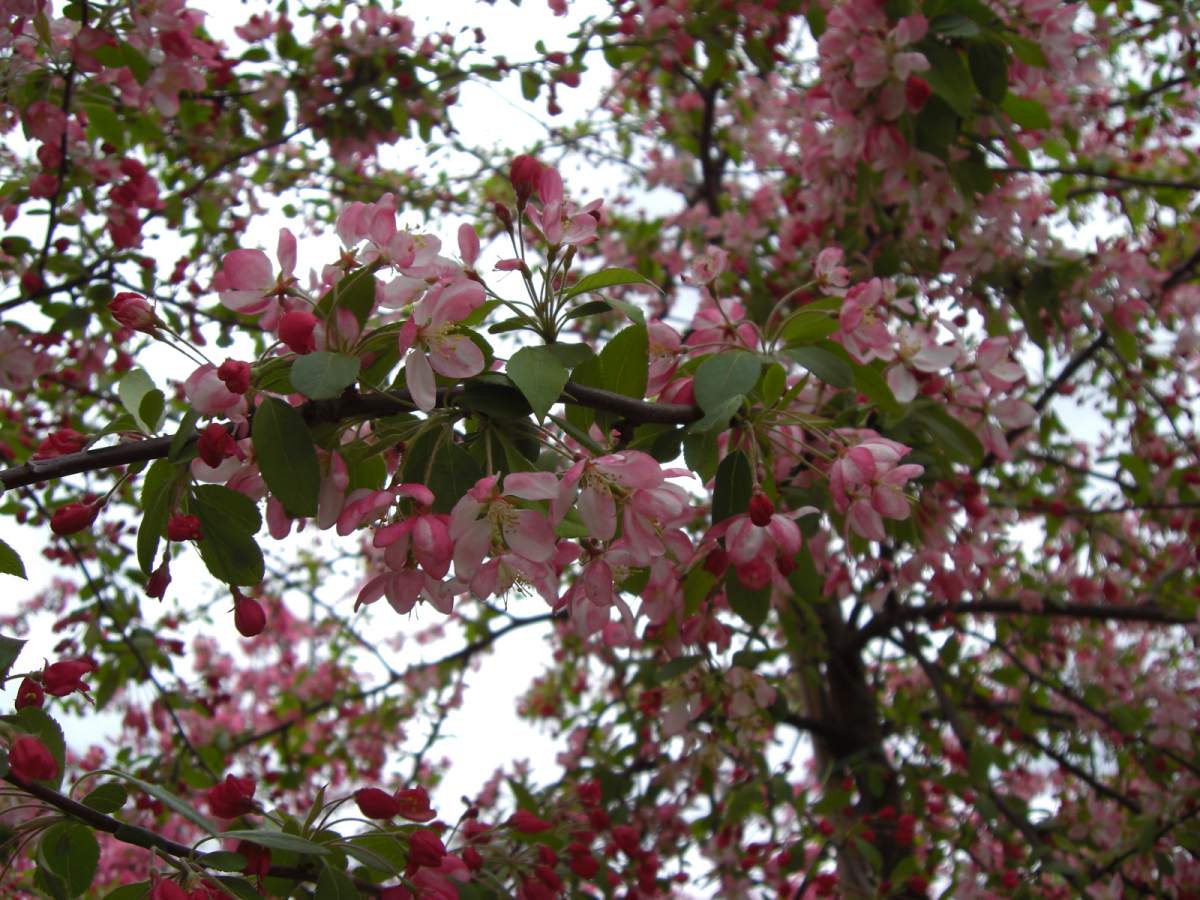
[233,592,266,638]
[748,491,775,527]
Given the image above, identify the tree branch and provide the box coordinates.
[858,597,1195,647]
[0,384,701,491]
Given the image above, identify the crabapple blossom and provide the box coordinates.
[397,278,486,411]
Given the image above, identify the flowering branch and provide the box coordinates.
[0,384,701,491]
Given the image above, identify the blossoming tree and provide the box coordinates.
[1,0,1198,896]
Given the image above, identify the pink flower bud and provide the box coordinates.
[407,829,447,868]
[33,428,87,460]
[108,292,158,334]
[166,514,203,542]
[206,773,257,818]
[395,786,436,822]
[278,310,319,354]
[510,809,553,833]
[748,491,775,527]
[905,75,932,111]
[509,154,542,207]
[50,501,100,536]
[8,735,58,782]
[15,677,44,710]
[217,359,252,394]
[233,592,266,638]
[42,658,95,697]
[147,558,171,599]
[197,422,240,469]
[355,787,402,819]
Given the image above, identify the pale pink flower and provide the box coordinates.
[829,432,923,541]
[184,364,248,418]
[217,228,297,319]
[449,473,558,582]
[398,278,486,411]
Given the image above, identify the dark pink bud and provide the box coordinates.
[42,658,95,697]
[50,501,100,536]
[905,75,932,111]
[8,735,58,782]
[206,773,257,818]
[355,787,401,819]
[278,310,319,354]
[33,428,87,460]
[748,491,775,527]
[233,592,266,638]
[217,359,251,394]
[510,809,553,834]
[509,154,542,207]
[15,677,44,710]
[166,514,203,542]
[407,829,447,868]
[197,422,240,469]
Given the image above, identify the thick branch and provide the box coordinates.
[2,775,325,886]
[0,384,701,491]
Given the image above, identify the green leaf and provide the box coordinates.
[785,346,853,388]
[38,823,99,898]
[213,877,261,900]
[290,352,361,400]
[168,409,200,462]
[1008,34,1047,68]
[546,342,595,370]
[507,345,569,420]
[967,41,1009,104]
[712,450,753,525]
[103,883,151,900]
[653,656,704,684]
[252,397,320,518]
[199,851,249,872]
[315,863,358,900]
[138,390,165,435]
[599,325,649,400]
[108,771,216,834]
[194,517,265,587]
[81,102,125,151]
[427,441,483,514]
[192,485,262,535]
[760,363,787,406]
[564,299,613,320]
[137,459,179,574]
[913,403,984,466]
[1003,95,1051,130]
[81,782,128,814]
[922,42,976,117]
[929,13,980,37]
[219,829,331,856]
[0,635,24,681]
[780,310,839,345]
[0,540,26,579]
[564,267,652,299]
[693,351,761,415]
[725,573,770,628]
[914,95,959,157]
[117,369,164,434]
[338,840,402,876]
[853,363,902,417]
[318,266,377,327]
[688,396,742,435]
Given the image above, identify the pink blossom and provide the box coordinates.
[184,364,248,418]
[829,432,923,541]
[217,228,297,320]
[450,473,558,582]
[398,277,486,411]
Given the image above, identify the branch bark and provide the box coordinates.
[0,383,702,491]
